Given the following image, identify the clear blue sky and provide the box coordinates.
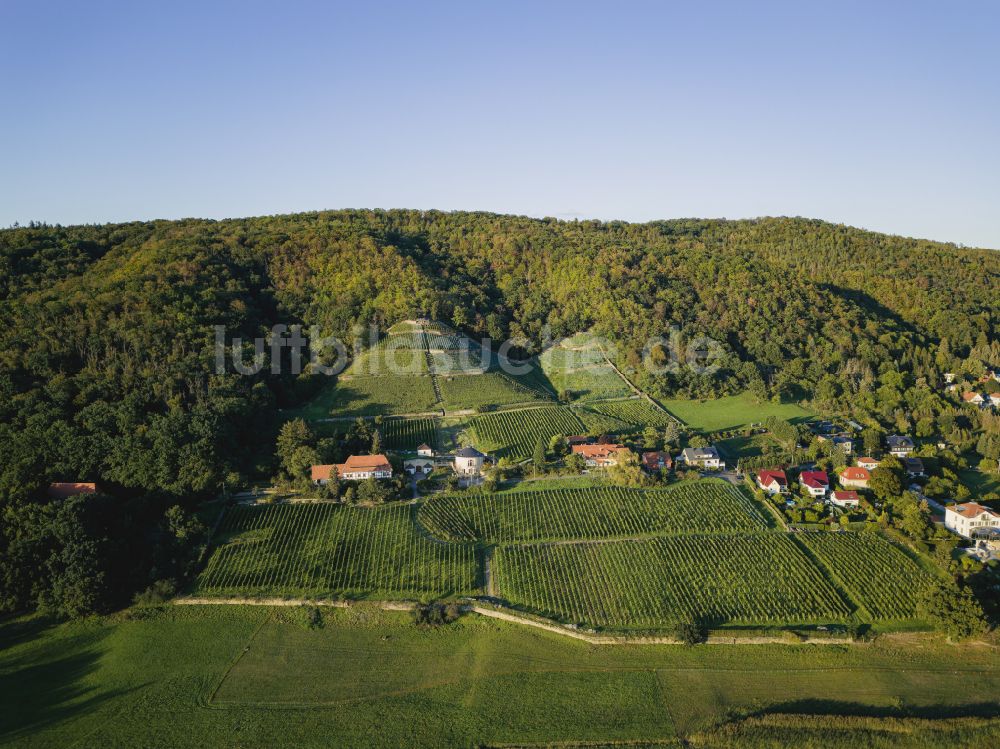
[2,0,998,247]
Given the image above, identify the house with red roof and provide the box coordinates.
[312,454,393,484]
[856,457,880,471]
[829,490,861,508]
[799,470,830,497]
[839,466,871,489]
[572,443,632,468]
[962,391,986,407]
[641,451,672,473]
[756,469,788,494]
[47,482,100,500]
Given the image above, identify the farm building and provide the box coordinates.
[572,443,632,468]
[756,469,788,494]
[312,454,393,484]
[678,446,723,469]
[945,503,1000,539]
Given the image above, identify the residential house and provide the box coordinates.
[312,454,393,484]
[856,457,880,471]
[47,482,99,499]
[756,469,788,494]
[453,447,486,476]
[830,490,861,509]
[962,392,986,407]
[799,470,830,498]
[886,435,915,457]
[944,372,956,384]
[903,457,927,478]
[416,443,434,457]
[641,451,672,473]
[945,503,1000,539]
[572,443,632,468]
[990,394,1000,409]
[679,446,724,469]
[839,466,871,489]
[403,457,434,475]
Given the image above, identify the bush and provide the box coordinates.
[917,580,988,640]
[673,617,707,645]
[413,601,462,627]
[133,579,177,606]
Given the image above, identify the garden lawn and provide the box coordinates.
[659,392,814,432]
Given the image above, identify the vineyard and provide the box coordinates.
[344,335,429,376]
[439,371,552,410]
[328,374,440,416]
[584,398,677,427]
[548,365,633,401]
[194,503,476,599]
[796,532,935,620]
[418,482,769,543]
[378,418,440,451]
[574,405,635,434]
[470,405,584,458]
[493,534,854,628]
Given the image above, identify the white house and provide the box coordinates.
[829,490,861,509]
[403,457,434,475]
[572,443,632,468]
[756,469,788,494]
[962,392,986,407]
[312,454,393,484]
[416,443,435,457]
[945,503,1000,539]
[886,435,915,458]
[799,470,830,498]
[679,446,723,469]
[453,447,486,476]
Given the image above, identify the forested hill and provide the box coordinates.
[1,210,998,501]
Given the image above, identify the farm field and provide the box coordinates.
[471,405,584,458]
[439,371,552,410]
[418,481,770,543]
[659,392,814,431]
[493,533,854,629]
[796,532,935,620]
[193,503,476,599]
[6,606,1000,748]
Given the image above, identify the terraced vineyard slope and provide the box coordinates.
[470,405,584,458]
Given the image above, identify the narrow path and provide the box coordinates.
[483,546,496,596]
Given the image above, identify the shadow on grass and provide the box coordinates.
[0,618,130,742]
[753,698,1000,721]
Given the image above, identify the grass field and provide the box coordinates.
[538,336,632,401]
[659,392,814,432]
[193,503,476,599]
[471,405,584,458]
[494,534,854,629]
[4,605,1000,748]
[418,482,769,543]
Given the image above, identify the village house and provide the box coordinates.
[945,502,1000,539]
[565,435,593,446]
[886,435,915,458]
[856,457,880,471]
[756,469,788,494]
[572,443,632,468]
[839,466,870,489]
[817,434,854,454]
[312,454,393,484]
[453,447,487,476]
[990,393,1000,409]
[962,392,986,407]
[641,451,672,473]
[829,490,861,509]
[47,482,100,499]
[416,443,434,457]
[678,446,723,469]
[799,470,830,498]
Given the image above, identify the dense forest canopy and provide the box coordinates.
[2,210,998,502]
